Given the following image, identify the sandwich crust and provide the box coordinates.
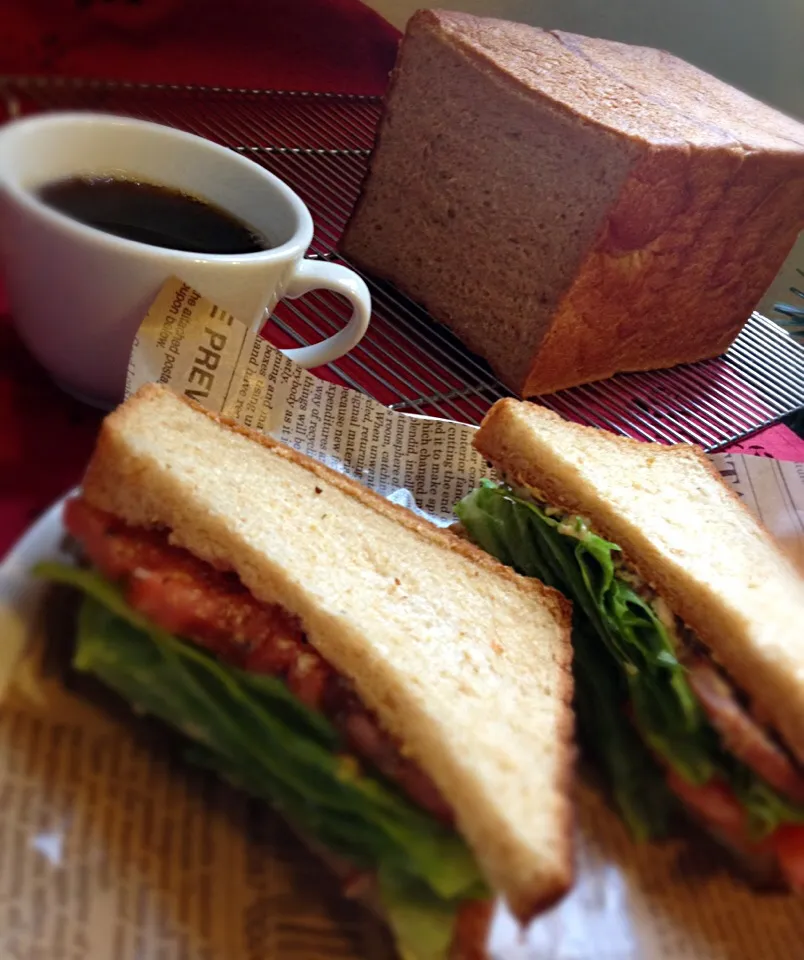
[474,398,804,766]
[80,384,575,922]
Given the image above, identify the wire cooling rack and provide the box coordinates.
[2,76,804,450]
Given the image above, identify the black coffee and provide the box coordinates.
[37,175,269,254]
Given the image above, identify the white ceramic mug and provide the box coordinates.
[0,112,371,406]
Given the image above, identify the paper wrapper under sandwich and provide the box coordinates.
[2,277,804,959]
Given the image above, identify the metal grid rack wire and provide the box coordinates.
[2,75,804,450]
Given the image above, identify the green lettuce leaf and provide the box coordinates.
[378,868,464,960]
[456,482,675,838]
[571,622,676,841]
[455,481,804,840]
[36,562,489,959]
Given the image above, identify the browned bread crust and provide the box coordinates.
[80,384,576,922]
[341,9,804,397]
[86,389,569,612]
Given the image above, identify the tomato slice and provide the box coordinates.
[666,771,747,836]
[767,825,804,890]
[668,770,804,888]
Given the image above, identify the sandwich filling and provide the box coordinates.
[456,480,804,889]
[38,497,490,960]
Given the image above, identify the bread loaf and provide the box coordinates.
[341,9,804,396]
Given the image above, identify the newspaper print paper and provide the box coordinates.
[2,277,803,958]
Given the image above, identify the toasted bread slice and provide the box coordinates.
[474,398,804,766]
[80,384,575,921]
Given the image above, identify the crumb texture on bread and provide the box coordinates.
[81,385,575,921]
[341,10,804,396]
[475,399,804,764]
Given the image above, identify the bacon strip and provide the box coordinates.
[686,658,804,804]
[65,497,453,823]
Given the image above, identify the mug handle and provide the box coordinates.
[279,259,371,368]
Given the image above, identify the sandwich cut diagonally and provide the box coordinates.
[457,398,804,890]
[38,384,577,960]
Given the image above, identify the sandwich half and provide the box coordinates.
[38,384,575,959]
[456,398,804,889]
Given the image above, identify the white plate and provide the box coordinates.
[5,480,804,960]
[0,490,73,696]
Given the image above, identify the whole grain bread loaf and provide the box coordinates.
[340,9,804,396]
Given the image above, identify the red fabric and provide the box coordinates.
[0,0,802,559]
[0,0,399,94]
[724,422,804,460]
[0,0,400,557]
